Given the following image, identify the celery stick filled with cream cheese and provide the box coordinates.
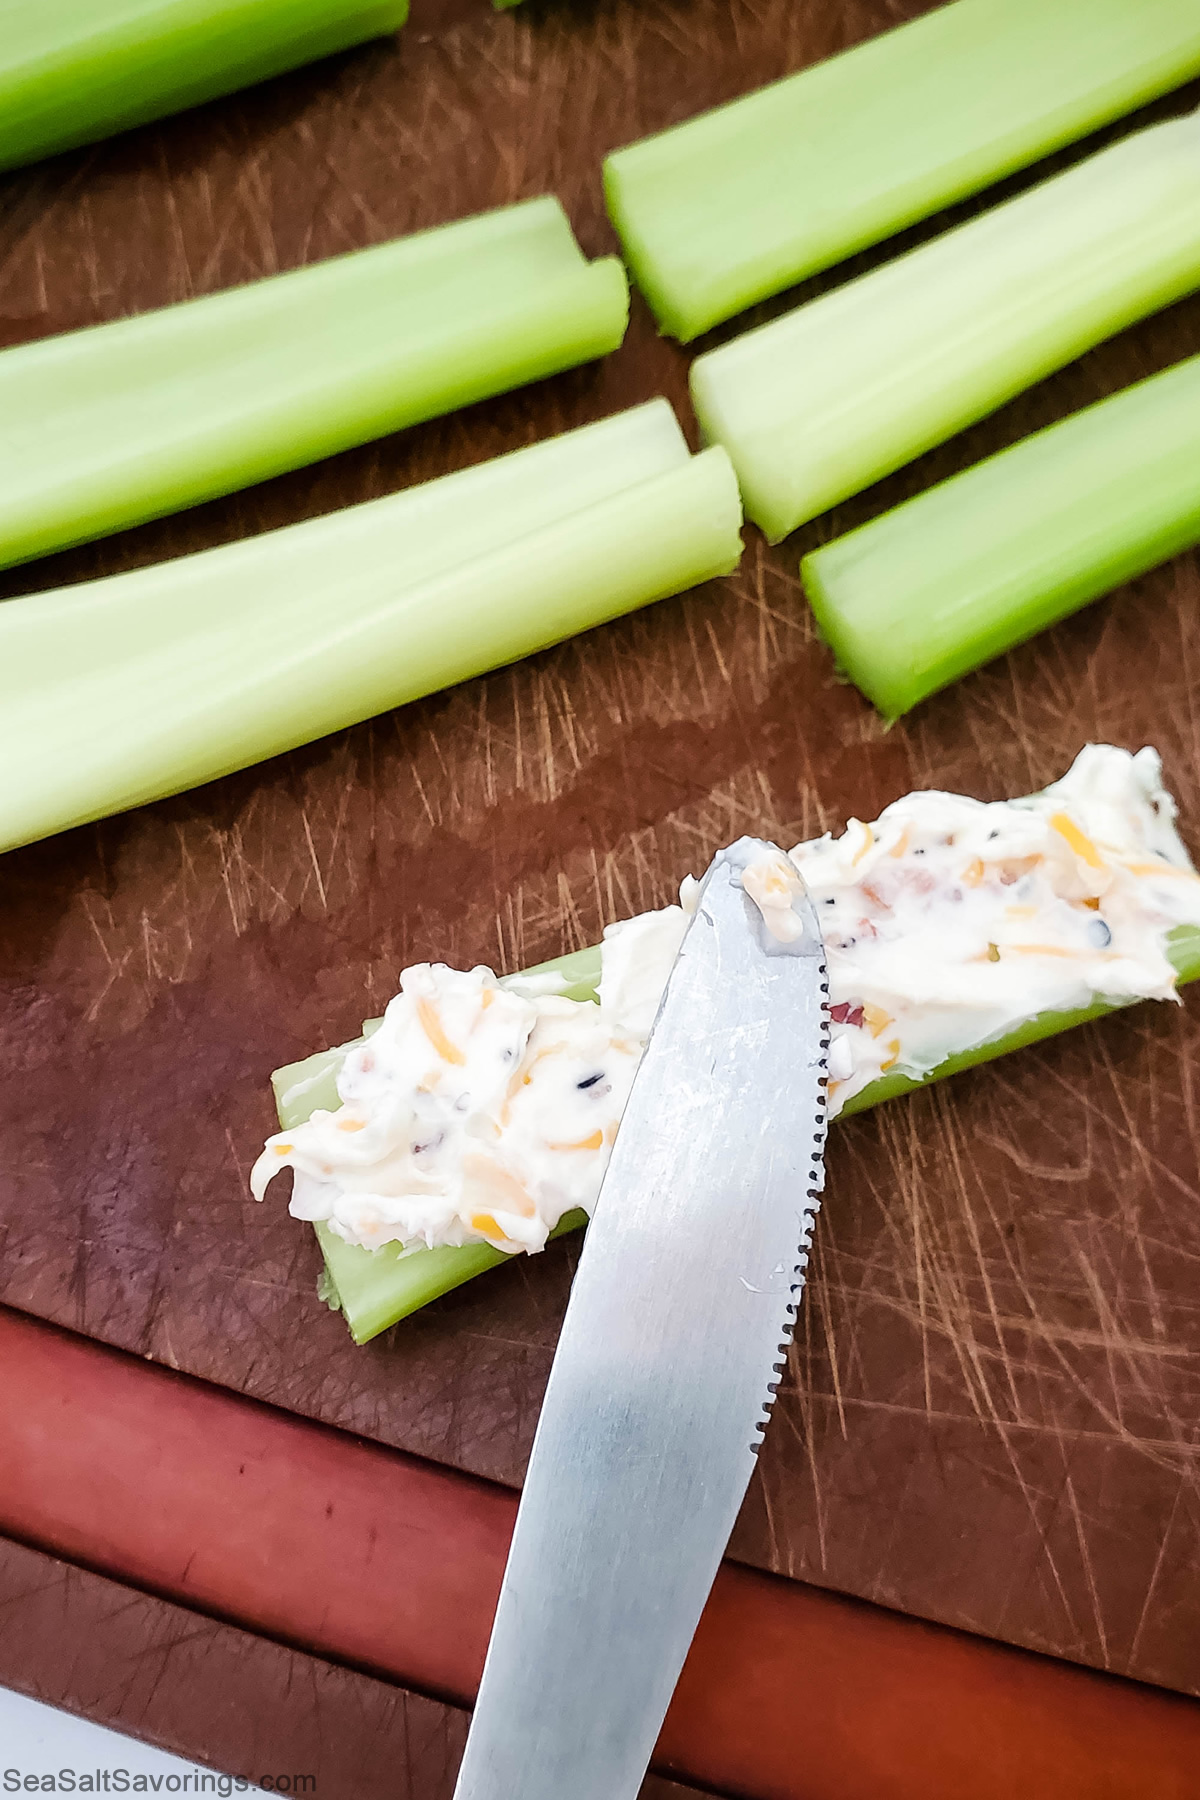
[254,745,1200,1287]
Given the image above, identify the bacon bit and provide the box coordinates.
[860,882,885,908]
[546,1129,604,1153]
[274,1142,294,1155]
[963,858,986,887]
[418,998,466,1066]
[861,1002,890,1038]
[336,1115,367,1133]
[1050,812,1104,870]
[879,1039,901,1073]
[998,857,1039,886]
[830,1001,865,1029]
[359,1052,375,1072]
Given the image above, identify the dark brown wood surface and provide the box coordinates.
[0,1532,702,1800]
[2,0,1199,1706]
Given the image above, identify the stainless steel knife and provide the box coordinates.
[453,836,830,1800]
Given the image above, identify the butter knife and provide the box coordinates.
[453,836,830,1799]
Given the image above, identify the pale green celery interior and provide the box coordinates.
[604,0,1200,340]
[0,406,742,853]
[271,929,1200,1344]
[690,110,1200,542]
[0,196,628,568]
[801,352,1200,718]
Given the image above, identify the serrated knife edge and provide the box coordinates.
[453,837,829,1800]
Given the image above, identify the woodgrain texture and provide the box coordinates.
[1,0,1199,1709]
[0,1531,703,1800]
[0,1536,471,1800]
[4,1309,1199,1800]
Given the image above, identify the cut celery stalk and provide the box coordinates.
[0,403,742,853]
[605,0,1200,344]
[801,353,1200,719]
[271,928,1200,1343]
[0,0,408,173]
[690,110,1200,543]
[313,1210,590,1346]
[0,197,628,570]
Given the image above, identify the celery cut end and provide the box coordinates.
[0,403,738,855]
[801,351,1200,717]
[603,0,1200,340]
[0,201,629,575]
[690,111,1200,545]
[278,927,1200,1343]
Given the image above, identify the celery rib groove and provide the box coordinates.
[801,353,1200,718]
[690,111,1200,543]
[0,197,628,570]
[0,402,742,853]
[604,0,1200,342]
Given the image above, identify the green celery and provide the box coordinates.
[0,402,742,853]
[0,0,407,172]
[690,110,1200,543]
[271,929,1200,1344]
[605,0,1200,343]
[801,354,1200,719]
[0,197,628,570]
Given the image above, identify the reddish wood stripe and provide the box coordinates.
[1,1304,1196,1799]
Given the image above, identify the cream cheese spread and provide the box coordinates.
[253,745,1200,1255]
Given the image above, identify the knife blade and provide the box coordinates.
[452,836,830,1800]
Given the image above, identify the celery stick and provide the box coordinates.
[273,929,1200,1343]
[801,354,1200,719]
[837,926,1200,1116]
[0,197,628,570]
[690,110,1200,543]
[0,0,407,173]
[0,403,742,854]
[605,0,1200,343]
[314,1212,589,1345]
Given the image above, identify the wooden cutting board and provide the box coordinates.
[0,1534,700,1800]
[2,0,1199,1701]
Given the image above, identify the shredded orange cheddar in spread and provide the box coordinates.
[417,998,466,1066]
[546,1129,605,1153]
[861,1002,891,1037]
[1050,812,1104,870]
